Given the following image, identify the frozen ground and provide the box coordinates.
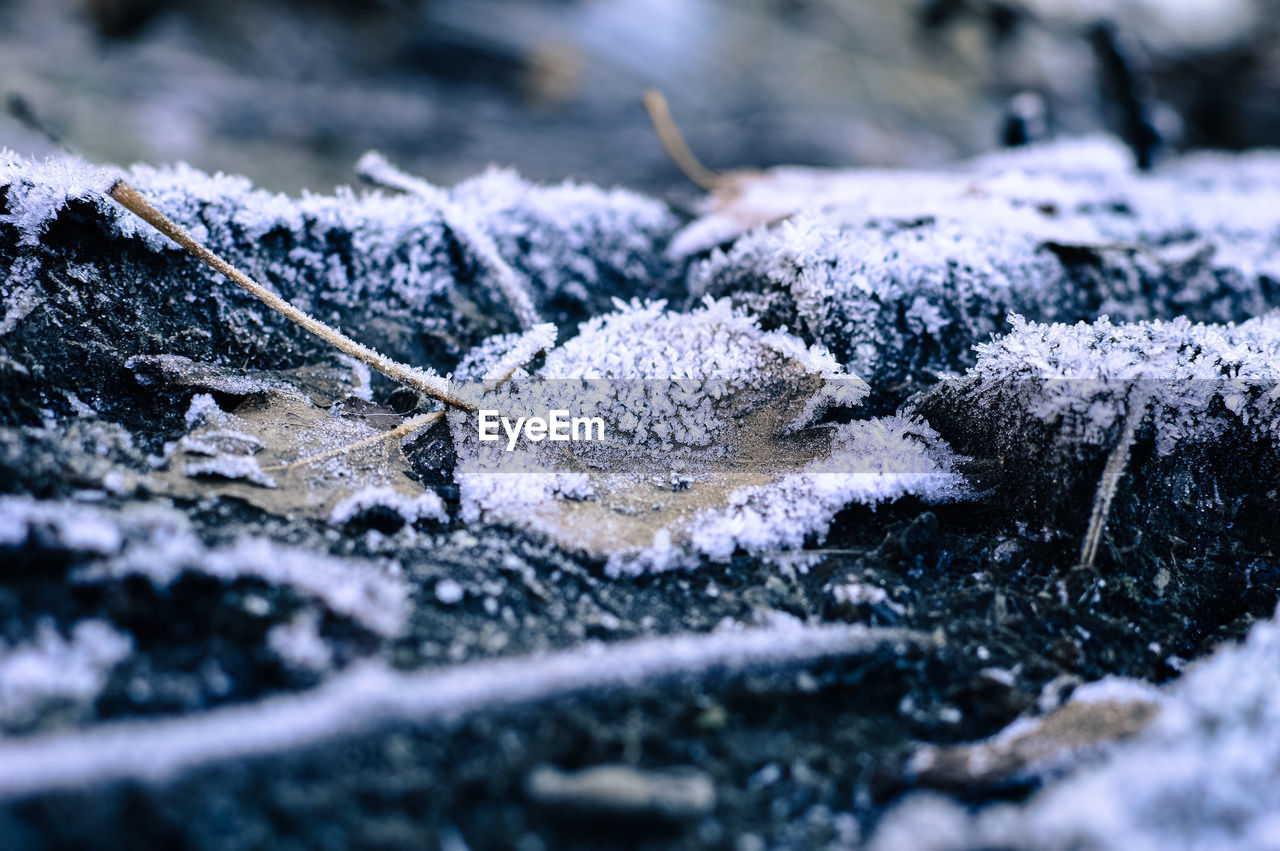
[1,137,1279,849]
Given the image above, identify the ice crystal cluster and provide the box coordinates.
[914,310,1280,538]
[959,312,1280,454]
[684,139,1280,389]
[686,415,968,562]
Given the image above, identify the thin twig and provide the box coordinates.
[109,180,476,411]
[0,623,930,798]
[1079,386,1151,568]
[262,411,445,472]
[642,89,724,191]
[355,151,542,331]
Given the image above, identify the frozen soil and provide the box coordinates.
[1,140,1279,849]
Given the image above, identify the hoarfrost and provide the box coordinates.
[0,149,679,417]
[685,139,1280,388]
[0,150,121,246]
[915,311,1280,539]
[449,299,965,573]
[686,416,969,565]
[0,496,409,636]
[328,485,447,527]
[183,454,277,488]
[961,312,1280,453]
[0,619,132,731]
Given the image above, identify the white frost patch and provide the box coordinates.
[183,392,224,429]
[266,611,332,674]
[183,454,277,489]
[89,535,409,638]
[479,323,557,389]
[684,140,1280,389]
[0,497,408,637]
[870,605,1280,851]
[684,416,969,566]
[0,279,44,336]
[0,620,132,729]
[0,623,927,798]
[966,312,1280,453]
[328,485,447,527]
[0,496,124,555]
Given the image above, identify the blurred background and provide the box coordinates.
[2,0,1278,194]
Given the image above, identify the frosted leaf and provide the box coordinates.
[870,604,1280,851]
[683,416,969,568]
[905,676,1163,789]
[150,363,441,524]
[447,300,965,573]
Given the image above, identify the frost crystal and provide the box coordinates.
[328,485,447,527]
[962,313,1280,453]
[923,311,1280,457]
[916,311,1280,540]
[449,300,964,573]
[685,416,969,564]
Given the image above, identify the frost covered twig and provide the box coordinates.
[261,411,445,473]
[1079,386,1151,569]
[355,151,542,331]
[0,623,928,798]
[108,180,478,411]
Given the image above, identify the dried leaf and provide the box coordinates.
[448,299,967,573]
[148,364,439,525]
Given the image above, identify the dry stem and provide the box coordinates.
[1079,386,1151,568]
[109,180,476,411]
[642,89,724,192]
[262,411,445,473]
